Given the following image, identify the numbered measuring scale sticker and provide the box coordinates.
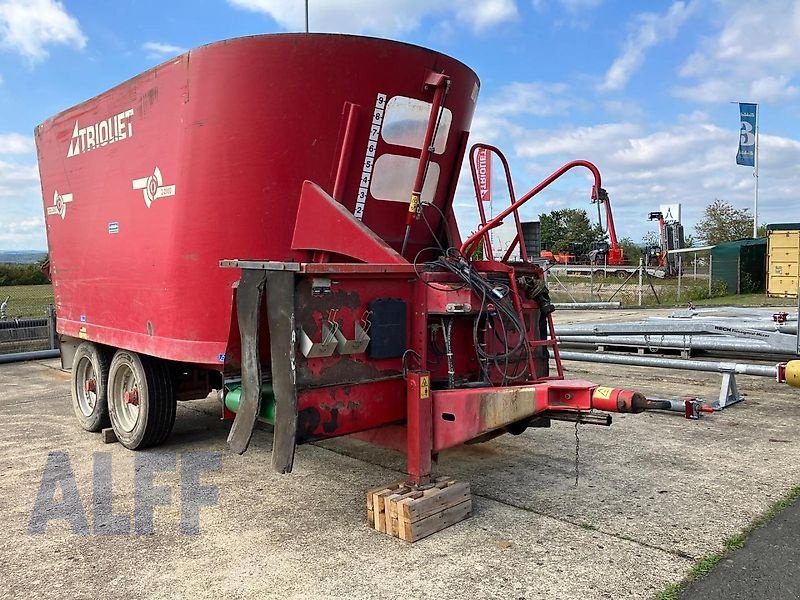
[354,93,387,221]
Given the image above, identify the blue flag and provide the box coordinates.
[736,102,757,167]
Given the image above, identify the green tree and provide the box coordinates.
[618,237,643,265]
[0,263,49,286]
[539,208,606,253]
[695,198,755,245]
[641,230,660,248]
[467,233,484,260]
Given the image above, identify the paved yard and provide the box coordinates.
[1,308,799,599]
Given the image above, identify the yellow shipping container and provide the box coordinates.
[767,224,800,298]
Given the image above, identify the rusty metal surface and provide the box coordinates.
[295,378,405,443]
[265,271,299,474]
[227,269,267,455]
[477,386,540,431]
[220,260,301,271]
[293,277,406,388]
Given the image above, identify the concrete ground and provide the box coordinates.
[1,307,799,599]
[680,495,800,600]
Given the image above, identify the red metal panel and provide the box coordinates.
[406,371,432,485]
[296,379,406,442]
[36,34,479,367]
[431,380,593,451]
[291,181,406,264]
[432,385,549,451]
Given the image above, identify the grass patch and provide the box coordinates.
[692,293,797,307]
[0,284,54,318]
[655,583,681,600]
[653,484,800,599]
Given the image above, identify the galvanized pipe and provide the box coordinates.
[557,334,781,354]
[556,322,797,336]
[0,349,60,364]
[552,349,779,378]
[553,302,622,310]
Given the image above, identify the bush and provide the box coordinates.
[0,263,50,286]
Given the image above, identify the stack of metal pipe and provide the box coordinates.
[554,307,800,358]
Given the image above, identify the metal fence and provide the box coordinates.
[545,254,717,306]
[0,285,58,357]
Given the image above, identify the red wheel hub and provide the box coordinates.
[123,389,140,406]
[84,378,97,393]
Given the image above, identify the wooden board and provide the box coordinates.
[101,427,118,444]
[366,479,471,542]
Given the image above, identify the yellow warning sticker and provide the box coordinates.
[594,386,613,400]
[419,375,430,399]
[78,326,87,339]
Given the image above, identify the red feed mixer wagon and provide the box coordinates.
[36,34,647,539]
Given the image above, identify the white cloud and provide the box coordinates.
[0,133,34,154]
[673,75,800,104]
[0,216,44,240]
[481,82,582,117]
[531,0,604,13]
[676,0,800,104]
[0,148,44,249]
[142,41,187,60]
[598,1,695,92]
[0,215,45,249]
[531,0,604,29]
[0,0,86,63]
[227,0,518,35]
[455,86,800,245]
[515,122,640,158]
[0,159,39,197]
[455,0,518,31]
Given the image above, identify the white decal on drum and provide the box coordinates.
[46,190,73,220]
[67,108,134,158]
[132,166,176,208]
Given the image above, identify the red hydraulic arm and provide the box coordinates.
[400,72,450,256]
[597,187,624,265]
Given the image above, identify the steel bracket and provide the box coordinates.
[711,371,743,410]
[298,323,338,358]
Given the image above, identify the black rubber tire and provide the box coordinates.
[71,342,111,432]
[107,350,176,450]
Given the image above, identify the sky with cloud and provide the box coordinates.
[0,0,798,251]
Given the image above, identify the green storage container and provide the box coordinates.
[710,238,767,294]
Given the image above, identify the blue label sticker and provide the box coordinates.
[80,315,87,322]
[108,222,119,234]
[218,353,226,363]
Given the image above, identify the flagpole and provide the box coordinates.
[753,103,759,238]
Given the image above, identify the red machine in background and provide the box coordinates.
[647,210,685,276]
[37,35,646,524]
[599,187,625,266]
[536,182,624,267]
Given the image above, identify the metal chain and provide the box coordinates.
[574,413,581,487]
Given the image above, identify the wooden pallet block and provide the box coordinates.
[366,478,472,542]
[101,427,118,444]
[366,481,406,530]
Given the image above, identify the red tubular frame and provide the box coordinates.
[462,144,618,263]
